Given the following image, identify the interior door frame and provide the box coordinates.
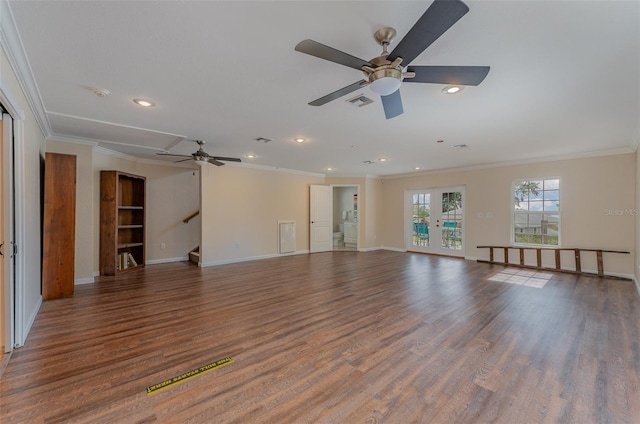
[330,184,360,251]
[405,185,466,257]
[0,80,27,351]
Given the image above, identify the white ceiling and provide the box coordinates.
[7,1,640,176]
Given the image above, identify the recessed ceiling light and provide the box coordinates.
[245,154,256,159]
[295,138,305,143]
[326,167,334,171]
[442,86,462,94]
[133,98,155,107]
[379,157,388,162]
[415,167,421,170]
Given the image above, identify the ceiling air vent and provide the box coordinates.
[363,160,375,164]
[254,137,272,143]
[347,94,374,107]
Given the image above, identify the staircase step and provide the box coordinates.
[189,251,199,264]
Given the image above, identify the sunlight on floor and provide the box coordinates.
[488,268,553,288]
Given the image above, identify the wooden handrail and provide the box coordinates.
[476,245,630,280]
[183,210,199,224]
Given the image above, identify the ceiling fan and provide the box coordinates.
[156,140,242,166]
[294,0,490,119]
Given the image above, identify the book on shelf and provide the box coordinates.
[128,253,138,267]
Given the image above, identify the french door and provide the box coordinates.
[405,186,465,256]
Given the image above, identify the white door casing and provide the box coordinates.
[405,186,465,257]
[1,113,14,352]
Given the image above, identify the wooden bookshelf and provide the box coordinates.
[100,171,146,275]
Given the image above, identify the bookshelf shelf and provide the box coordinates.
[100,171,146,275]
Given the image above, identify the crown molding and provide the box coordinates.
[0,1,51,137]
[630,124,640,152]
[385,146,636,180]
[93,145,138,161]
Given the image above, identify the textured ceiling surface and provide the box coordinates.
[8,1,640,176]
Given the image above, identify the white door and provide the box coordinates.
[1,113,15,352]
[406,186,465,256]
[309,185,332,253]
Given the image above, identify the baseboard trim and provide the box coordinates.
[634,276,640,297]
[21,296,42,348]
[381,246,408,253]
[199,250,308,268]
[358,246,383,252]
[146,256,188,265]
[75,277,95,285]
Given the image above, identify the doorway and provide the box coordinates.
[405,186,465,256]
[332,186,358,251]
[309,184,359,253]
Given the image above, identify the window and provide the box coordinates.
[513,178,560,246]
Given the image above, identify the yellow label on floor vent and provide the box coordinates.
[146,356,233,395]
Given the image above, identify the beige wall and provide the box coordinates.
[636,150,640,291]
[135,161,200,263]
[381,154,636,276]
[1,43,46,346]
[200,164,323,265]
[91,151,200,275]
[42,143,200,281]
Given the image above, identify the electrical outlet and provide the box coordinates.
[160,243,166,249]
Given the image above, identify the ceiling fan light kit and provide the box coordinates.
[155,139,242,167]
[294,0,490,119]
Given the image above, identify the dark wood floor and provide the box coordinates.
[1,251,639,423]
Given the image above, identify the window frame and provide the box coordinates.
[511,177,561,247]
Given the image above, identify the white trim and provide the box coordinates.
[465,256,481,261]
[47,111,185,140]
[358,246,383,252]
[634,276,640,297]
[405,186,466,256]
[199,250,309,268]
[0,74,31,349]
[511,177,561,247]
[330,184,361,251]
[386,147,635,180]
[47,135,97,147]
[93,145,138,161]
[145,256,188,265]
[0,1,49,136]
[75,277,95,285]
[22,296,41,347]
[234,161,325,178]
[630,124,640,152]
[381,246,407,253]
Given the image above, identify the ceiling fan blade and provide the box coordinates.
[208,159,225,166]
[406,65,490,85]
[211,156,242,163]
[295,39,374,71]
[388,0,470,65]
[309,80,369,106]
[156,152,192,158]
[173,158,193,163]
[381,89,404,119]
